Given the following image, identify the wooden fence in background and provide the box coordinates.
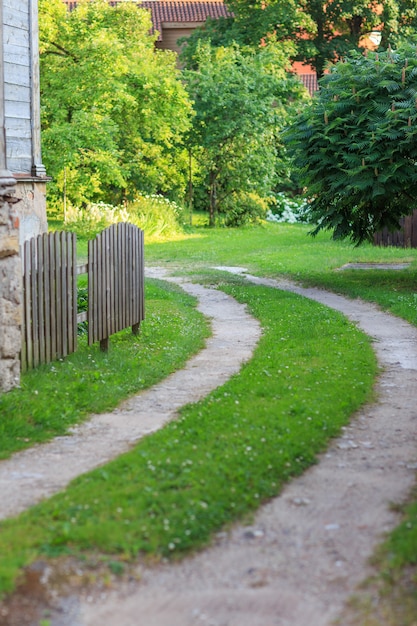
[374,210,417,248]
[21,223,144,371]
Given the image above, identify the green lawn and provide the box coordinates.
[1,222,416,624]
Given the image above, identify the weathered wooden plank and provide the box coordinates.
[121,223,127,329]
[3,5,28,30]
[22,239,32,371]
[109,225,116,336]
[133,227,139,325]
[37,235,46,365]
[87,239,94,346]
[49,235,57,360]
[43,233,51,363]
[30,238,40,367]
[105,228,111,338]
[72,233,78,354]
[4,63,30,88]
[114,225,121,332]
[3,25,29,49]
[67,233,73,354]
[5,117,31,138]
[60,233,68,357]
[4,100,30,119]
[55,232,63,359]
[140,229,145,322]
[4,0,27,14]
[97,234,104,343]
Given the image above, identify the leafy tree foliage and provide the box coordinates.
[299,0,381,78]
[301,0,417,78]
[382,0,417,47]
[181,0,417,83]
[39,0,192,208]
[184,42,306,226]
[284,44,417,245]
[180,0,313,69]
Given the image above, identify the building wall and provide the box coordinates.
[4,0,32,174]
[3,0,48,244]
[155,22,205,55]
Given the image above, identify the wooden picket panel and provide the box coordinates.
[87,223,145,349]
[21,224,144,370]
[21,232,77,372]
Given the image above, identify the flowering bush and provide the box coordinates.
[266,193,309,224]
[62,195,185,240]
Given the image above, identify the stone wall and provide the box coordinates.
[14,176,48,244]
[0,172,21,393]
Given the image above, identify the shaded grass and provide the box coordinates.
[0,279,377,594]
[0,279,209,459]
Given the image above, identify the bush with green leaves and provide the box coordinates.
[285,43,417,244]
[266,193,309,224]
[63,195,185,241]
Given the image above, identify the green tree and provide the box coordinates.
[39,0,192,209]
[184,41,306,226]
[180,0,313,69]
[182,1,417,82]
[382,0,417,47]
[284,44,417,245]
[299,0,382,78]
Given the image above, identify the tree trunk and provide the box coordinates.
[209,169,217,227]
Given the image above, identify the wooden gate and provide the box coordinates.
[21,232,77,372]
[87,222,145,350]
[21,223,145,370]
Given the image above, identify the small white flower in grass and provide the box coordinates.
[168,543,175,550]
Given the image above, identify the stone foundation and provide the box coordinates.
[14,176,48,244]
[0,171,21,393]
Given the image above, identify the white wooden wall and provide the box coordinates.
[3,0,32,174]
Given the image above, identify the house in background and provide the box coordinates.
[142,0,233,55]
[2,0,48,244]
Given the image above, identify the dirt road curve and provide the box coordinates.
[3,267,417,626]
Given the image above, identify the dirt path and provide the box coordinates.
[2,267,417,626]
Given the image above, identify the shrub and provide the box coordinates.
[62,195,185,240]
[266,193,309,224]
[221,192,270,227]
[284,43,417,244]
